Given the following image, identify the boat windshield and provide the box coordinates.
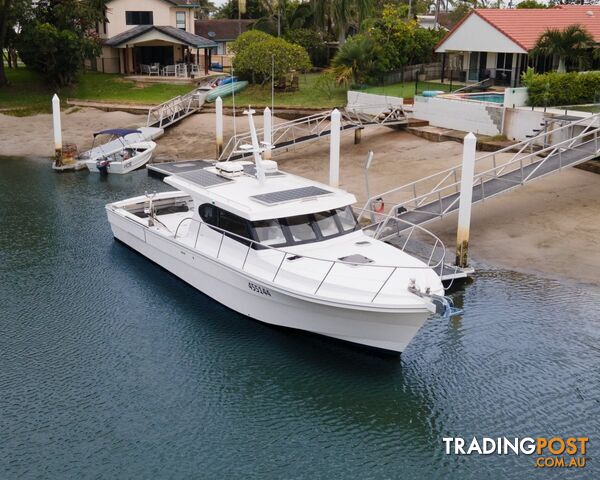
[198,204,358,248]
[251,206,358,247]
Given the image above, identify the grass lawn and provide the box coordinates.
[0,68,196,116]
[362,81,452,98]
[222,73,348,109]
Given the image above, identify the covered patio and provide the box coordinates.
[104,25,217,77]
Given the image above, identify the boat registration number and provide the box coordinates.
[248,282,271,296]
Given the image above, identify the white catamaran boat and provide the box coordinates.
[81,128,158,174]
[106,112,457,353]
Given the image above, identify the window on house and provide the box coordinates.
[126,11,153,25]
[496,53,513,71]
[176,11,186,30]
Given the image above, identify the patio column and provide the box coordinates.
[204,49,209,75]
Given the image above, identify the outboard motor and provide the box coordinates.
[96,158,110,174]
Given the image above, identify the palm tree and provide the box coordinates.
[331,34,377,85]
[531,24,594,73]
[312,0,373,44]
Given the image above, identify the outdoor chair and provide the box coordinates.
[189,64,199,76]
[149,63,160,76]
[140,64,151,75]
[162,65,176,77]
[176,64,187,77]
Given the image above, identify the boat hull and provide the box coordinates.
[86,143,155,174]
[107,210,431,353]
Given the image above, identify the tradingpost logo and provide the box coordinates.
[443,436,589,468]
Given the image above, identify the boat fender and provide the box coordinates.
[373,197,384,213]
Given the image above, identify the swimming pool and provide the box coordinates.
[459,92,505,104]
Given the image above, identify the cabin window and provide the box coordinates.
[176,11,186,30]
[219,210,250,242]
[336,206,358,232]
[285,215,318,242]
[198,204,217,226]
[313,210,339,237]
[252,219,286,246]
[126,11,153,25]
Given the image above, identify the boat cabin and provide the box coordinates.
[163,161,359,248]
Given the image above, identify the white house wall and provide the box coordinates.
[436,13,527,54]
[105,0,194,38]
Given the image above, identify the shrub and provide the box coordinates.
[232,31,311,84]
[331,34,383,86]
[284,29,328,67]
[521,69,600,106]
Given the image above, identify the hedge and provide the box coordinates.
[522,70,600,107]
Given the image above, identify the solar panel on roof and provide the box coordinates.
[176,169,232,187]
[250,186,333,205]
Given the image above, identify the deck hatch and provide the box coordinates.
[250,186,333,205]
[176,169,233,187]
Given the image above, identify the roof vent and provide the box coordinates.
[208,31,216,37]
[586,10,594,16]
[215,161,244,177]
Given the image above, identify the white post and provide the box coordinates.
[329,108,341,187]
[52,94,62,166]
[215,96,223,157]
[245,109,266,186]
[456,132,477,268]
[263,106,272,159]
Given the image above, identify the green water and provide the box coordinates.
[1,156,599,478]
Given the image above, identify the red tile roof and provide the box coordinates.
[439,6,600,52]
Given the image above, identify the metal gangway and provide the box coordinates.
[218,104,409,162]
[147,89,207,129]
[358,113,600,235]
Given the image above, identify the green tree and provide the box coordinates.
[531,24,594,73]
[331,33,381,85]
[284,28,328,66]
[516,0,547,8]
[367,4,445,71]
[16,0,108,87]
[0,0,29,86]
[231,30,311,83]
[311,0,375,44]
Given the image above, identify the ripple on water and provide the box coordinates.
[0,157,599,479]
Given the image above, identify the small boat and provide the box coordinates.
[105,111,456,353]
[205,81,248,102]
[81,128,157,174]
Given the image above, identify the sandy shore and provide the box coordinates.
[1,108,598,286]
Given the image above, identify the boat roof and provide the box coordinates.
[94,128,141,137]
[164,162,357,221]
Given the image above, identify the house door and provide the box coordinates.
[468,52,488,82]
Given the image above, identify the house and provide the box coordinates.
[194,19,254,56]
[92,0,217,75]
[194,19,254,70]
[435,6,600,87]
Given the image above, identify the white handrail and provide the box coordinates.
[358,113,600,223]
[171,213,448,303]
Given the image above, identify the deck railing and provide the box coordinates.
[172,214,448,303]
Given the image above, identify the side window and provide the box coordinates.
[336,206,357,232]
[176,11,186,30]
[252,219,286,246]
[198,204,217,226]
[219,210,250,244]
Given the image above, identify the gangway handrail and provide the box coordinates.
[218,106,408,162]
[146,88,204,129]
[171,213,449,303]
[359,113,600,233]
